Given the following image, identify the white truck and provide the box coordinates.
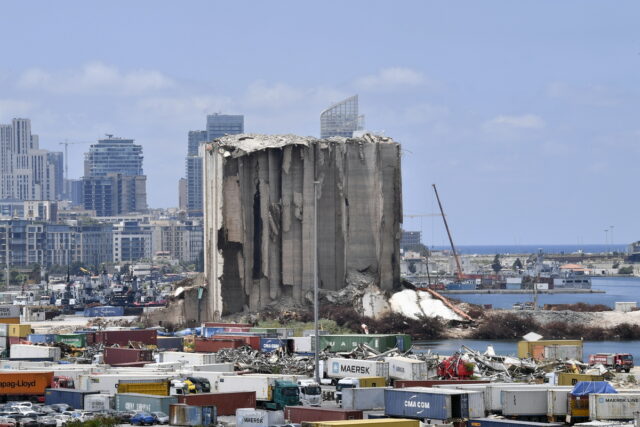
[384,356,428,381]
[297,379,322,406]
[325,358,389,382]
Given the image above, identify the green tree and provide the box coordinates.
[512,258,523,271]
[618,266,634,274]
[491,254,502,273]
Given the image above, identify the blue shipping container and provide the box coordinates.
[84,305,125,317]
[446,283,477,291]
[27,334,56,344]
[260,338,285,353]
[203,327,224,338]
[384,388,469,420]
[45,389,99,410]
[468,420,563,427]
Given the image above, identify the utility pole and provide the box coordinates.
[313,180,320,384]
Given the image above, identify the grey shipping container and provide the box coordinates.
[44,389,100,410]
[384,387,485,420]
[483,384,549,412]
[589,393,640,420]
[115,393,178,414]
[341,387,390,411]
[0,324,8,337]
[468,419,563,427]
[0,305,20,318]
[236,408,285,427]
[501,389,549,416]
[157,336,184,350]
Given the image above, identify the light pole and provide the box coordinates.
[610,225,615,252]
[313,180,320,384]
[604,229,609,253]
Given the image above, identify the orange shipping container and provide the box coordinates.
[0,318,20,324]
[0,372,54,395]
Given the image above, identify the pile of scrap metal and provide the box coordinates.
[214,345,318,375]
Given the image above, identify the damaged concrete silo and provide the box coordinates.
[202,133,402,317]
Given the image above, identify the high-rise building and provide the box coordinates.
[185,115,244,217]
[82,136,147,216]
[0,118,62,201]
[47,152,64,200]
[320,95,364,139]
[178,178,187,210]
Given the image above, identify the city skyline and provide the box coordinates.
[0,1,638,245]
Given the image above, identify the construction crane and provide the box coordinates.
[403,213,443,218]
[432,184,464,280]
[58,140,90,182]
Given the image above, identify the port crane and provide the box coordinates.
[432,184,465,280]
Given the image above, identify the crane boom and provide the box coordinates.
[432,184,464,279]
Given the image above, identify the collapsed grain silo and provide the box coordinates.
[202,133,402,317]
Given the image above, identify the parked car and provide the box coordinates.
[130,411,156,426]
[52,414,71,427]
[18,417,38,427]
[49,404,71,414]
[152,411,169,424]
[0,416,16,426]
[36,416,58,427]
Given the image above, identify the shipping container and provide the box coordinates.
[0,371,53,396]
[517,340,583,361]
[177,391,256,415]
[103,347,153,366]
[468,419,563,427]
[115,393,178,414]
[55,334,86,348]
[544,345,583,361]
[157,351,218,365]
[208,335,260,349]
[157,336,184,350]
[77,373,172,393]
[195,337,246,352]
[547,388,572,418]
[203,322,253,328]
[84,393,113,411]
[8,324,31,337]
[216,375,305,401]
[203,327,225,338]
[0,324,7,337]
[319,335,411,354]
[0,305,20,318]
[192,363,235,372]
[260,337,290,353]
[481,384,551,413]
[293,336,315,353]
[558,373,604,386]
[285,406,363,423]
[340,387,389,411]
[95,329,157,346]
[301,419,420,427]
[26,334,56,344]
[169,403,216,426]
[501,389,551,416]
[236,408,284,427]
[10,344,61,361]
[589,393,640,420]
[84,305,125,317]
[385,357,428,381]
[0,317,20,324]
[44,388,99,410]
[73,330,97,346]
[384,387,485,420]
[394,380,490,389]
[117,380,170,396]
[327,358,389,379]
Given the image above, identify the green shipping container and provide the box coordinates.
[55,334,86,348]
[319,334,411,353]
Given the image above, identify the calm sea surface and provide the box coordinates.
[431,244,627,254]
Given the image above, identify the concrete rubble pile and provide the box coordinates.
[203,133,402,318]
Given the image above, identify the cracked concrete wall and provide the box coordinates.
[203,134,402,317]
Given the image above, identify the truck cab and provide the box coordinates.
[589,353,634,373]
[267,380,300,410]
[297,379,321,406]
[335,378,359,404]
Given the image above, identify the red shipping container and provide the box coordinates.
[213,335,260,350]
[95,329,157,346]
[103,347,154,366]
[203,322,252,328]
[393,379,490,388]
[177,391,256,415]
[285,407,363,423]
[194,338,245,353]
[8,337,20,345]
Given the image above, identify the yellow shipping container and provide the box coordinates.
[303,420,419,427]
[558,373,604,386]
[9,324,31,337]
[0,317,20,324]
[358,377,386,387]
[517,339,583,360]
[116,381,169,396]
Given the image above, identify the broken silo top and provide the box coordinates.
[203,133,402,316]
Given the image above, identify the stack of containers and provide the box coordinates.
[0,305,20,324]
[8,324,31,345]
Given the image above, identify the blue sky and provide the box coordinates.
[0,1,638,245]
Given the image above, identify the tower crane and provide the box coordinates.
[58,140,90,182]
[432,184,465,280]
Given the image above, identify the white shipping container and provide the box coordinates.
[0,324,8,337]
[535,283,549,290]
[216,375,305,401]
[589,393,640,420]
[547,388,572,417]
[0,305,20,318]
[341,387,389,410]
[486,384,550,412]
[384,356,428,381]
[236,408,284,427]
[191,363,235,372]
[84,394,113,411]
[157,351,218,366]
[501,389,549,416]
[292,336,314,353]
[327,358,389,379]
[10,344,61,361]
[77,374,172,393]
[506,278,522,284]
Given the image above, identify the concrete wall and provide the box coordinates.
[203,134,402,317]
